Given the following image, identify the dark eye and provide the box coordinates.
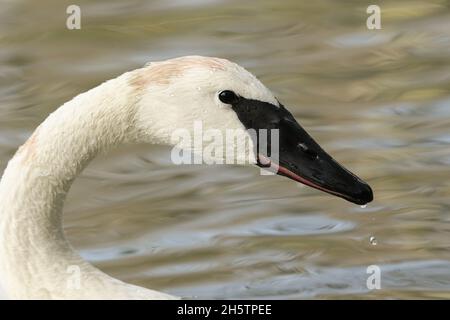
[218,90,239,104]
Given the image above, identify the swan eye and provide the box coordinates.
[218,90,239,104]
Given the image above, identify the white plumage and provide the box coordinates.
[0,56,277,299]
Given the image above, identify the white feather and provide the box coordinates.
[0,56,276,299]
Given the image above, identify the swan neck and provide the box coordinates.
[0,74,141,298]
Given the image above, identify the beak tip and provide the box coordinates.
[354,182,373,205]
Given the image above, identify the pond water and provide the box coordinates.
[0,0,449,299]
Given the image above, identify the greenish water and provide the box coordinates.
[0,0,450,299]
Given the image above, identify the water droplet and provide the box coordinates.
[369,236,377,246]
[197,87,202,91]
[360,204,367,209]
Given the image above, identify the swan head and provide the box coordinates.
[132,56,373,205]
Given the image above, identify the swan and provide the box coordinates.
[0,56,373,299]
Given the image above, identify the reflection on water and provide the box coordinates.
[1,0,450,299]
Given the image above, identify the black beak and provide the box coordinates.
[231,98,373,205]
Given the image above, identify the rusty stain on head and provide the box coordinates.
[129,56,228,89]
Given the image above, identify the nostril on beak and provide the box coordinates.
[297,143,319,160]
[297,142,308,152]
